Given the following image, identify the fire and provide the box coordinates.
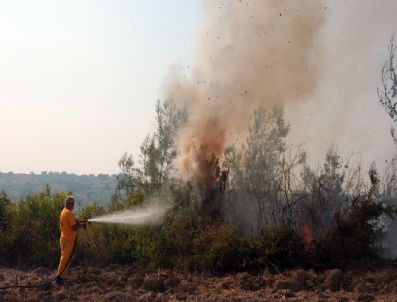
[301,221,314,252]
[177,113,227,218]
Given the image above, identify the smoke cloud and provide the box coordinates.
[161,0,397,190]
[163,0,325,185]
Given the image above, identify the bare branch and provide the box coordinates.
[378,35,397,122]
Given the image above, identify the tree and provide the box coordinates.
[155,99,186,184]
[114,99,186,202]
[300,147,347,238]
[378,35,397,122]
[378,35,397,146]
[224,106,302,236]
[114,153,140,205]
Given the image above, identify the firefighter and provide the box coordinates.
[55,195,86,285]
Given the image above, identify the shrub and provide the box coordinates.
[161,206,197,269]
[257,227,305,270]
[310,199,395,268]
[1,183,395,273]
[0,186,64,267]
[191,224,247,272]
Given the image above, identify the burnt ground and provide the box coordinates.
[1,264,397,301]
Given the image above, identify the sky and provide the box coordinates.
[1,0,397,176]
[0,0,202,174]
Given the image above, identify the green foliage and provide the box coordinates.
[0,190,10,230]
[75,222,109,265]
[111,190,145,211]
[114,153,139,203]
[0,184,395,272]
[0,191,13,265]
[0,186,64,266]
[113,99,186,202]
[78,201,106,219]
[191,224,249,272]
[161,206,197,269]
[258,227,305,269]
[310,199,395,268]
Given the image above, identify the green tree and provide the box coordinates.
[113,153,140,205]
[114,99,186,202]
[139,99,186,191]
[225,106,300,235]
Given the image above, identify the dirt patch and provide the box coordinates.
[324,269,343,292]
[1,265,397,301]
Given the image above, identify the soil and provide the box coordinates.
[1,264,397,301]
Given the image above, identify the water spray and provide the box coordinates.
[86,204,168,226]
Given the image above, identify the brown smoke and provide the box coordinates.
[163,0,326,194]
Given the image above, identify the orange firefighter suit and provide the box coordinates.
[57,208,77,278]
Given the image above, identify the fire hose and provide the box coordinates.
[0,220,88,290]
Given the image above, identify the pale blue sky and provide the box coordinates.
[0,0,202,174]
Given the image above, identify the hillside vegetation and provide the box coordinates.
[1,99,397,273]
[0,172,117,206]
